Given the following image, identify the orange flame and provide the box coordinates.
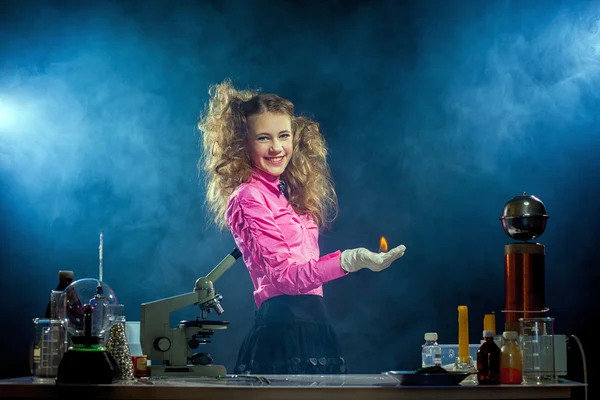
[379,236,388,252]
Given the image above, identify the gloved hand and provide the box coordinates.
[340,244,406,273]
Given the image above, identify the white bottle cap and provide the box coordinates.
[503,331,518,340]
[424,332,438,341]
[483,330,495,338]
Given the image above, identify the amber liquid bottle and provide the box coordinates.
[500,331,523,384]
[477,330,500,385]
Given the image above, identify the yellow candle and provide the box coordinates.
[483,312,496,336]
[457,305,469,363]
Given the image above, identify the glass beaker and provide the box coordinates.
[103,304,125,344]
[519,317,556,384]
[32,318,65,378]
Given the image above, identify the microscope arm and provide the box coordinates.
[140,248,242,363]
[140,291,201,361]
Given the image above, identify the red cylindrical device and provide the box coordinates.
[504,243,546,332]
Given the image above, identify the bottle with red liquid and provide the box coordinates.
[477,330,500,385]
[500,331,522,384]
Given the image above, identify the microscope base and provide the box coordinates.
[149,364,227,377]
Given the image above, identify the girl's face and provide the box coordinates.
[247,112,293,178]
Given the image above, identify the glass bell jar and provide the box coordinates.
[58,278,119,348]
[56,279,120,384]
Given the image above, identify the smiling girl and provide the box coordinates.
[197,79,406,375]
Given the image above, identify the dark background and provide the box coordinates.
[0,0,597,395]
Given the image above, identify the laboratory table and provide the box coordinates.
[0,374,587,400]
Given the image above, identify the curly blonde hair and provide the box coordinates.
[197,79,338,231]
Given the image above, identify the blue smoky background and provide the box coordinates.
[0,0,598,390]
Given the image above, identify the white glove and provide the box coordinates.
[341,244,406,273]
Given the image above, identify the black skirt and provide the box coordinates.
[234,294,347,375]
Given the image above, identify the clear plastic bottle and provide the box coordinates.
[421,332,442,367]
[500,331,522,384]
[477,330,500,384]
